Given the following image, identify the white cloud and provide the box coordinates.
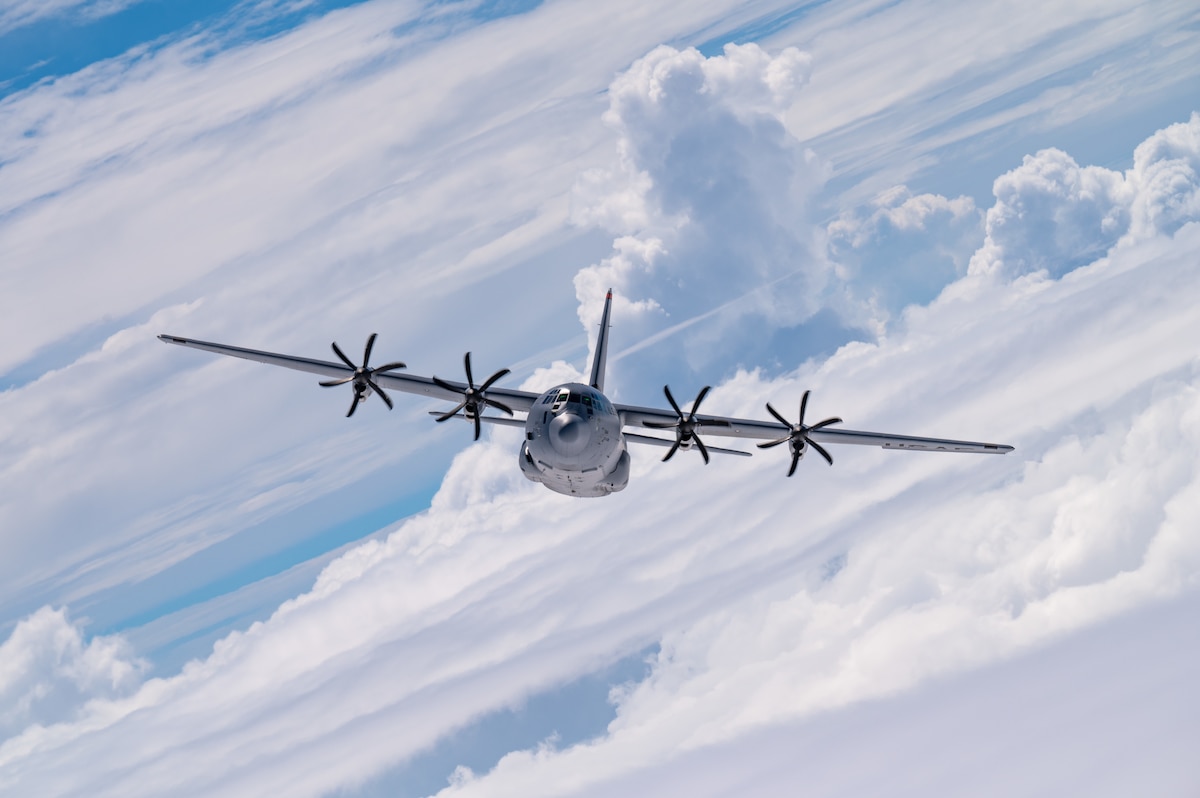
[503,589,1200,798]
[418,215,1200,798]
[826,186,981,321]
[967,112,1200,282]
[2,1,1200,795]
[0,607,145,740]
[2,0,806,626]
[1127,110,1200,240]
[967,148,1132,280]
[572,43,835,382]
[3,116,1200,795]
[775,0,1200,200]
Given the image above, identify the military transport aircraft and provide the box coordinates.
[159,291,1013,497]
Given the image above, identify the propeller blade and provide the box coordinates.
[764,391,840,475]
[688,385,712,421]
[323,335,404,418]
[367,379,394,409]
[362,333,377,368]
[765,402,790,428]
[331,341,356,370]
[479,368,511,393]
[662,439,681,462]
[432,376,461,394]
[663,385,683,418]
[656,385,728,463]
[434,353,515,436]
[436,400,469,422]
[373,361,406,375]
[485,398,515,416]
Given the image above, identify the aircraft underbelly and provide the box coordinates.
[519,445,629,497]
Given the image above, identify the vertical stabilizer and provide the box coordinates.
[589,290,614,392]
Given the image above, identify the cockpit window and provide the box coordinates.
[548,388,613,413]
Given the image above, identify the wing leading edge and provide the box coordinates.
[159,334,1012,457]
[157,335,541,413]
[616,402,1013,455]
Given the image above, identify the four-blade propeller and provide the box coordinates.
[319,334,406,417]
[432,352,514,440]
[757,390,842,475]
[643,385,730,464]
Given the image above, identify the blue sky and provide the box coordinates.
[0,0,379,97]
[1,0,1199,795]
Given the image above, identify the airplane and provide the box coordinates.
[159,290,1014,497]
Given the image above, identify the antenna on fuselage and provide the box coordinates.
[589,289,614,392]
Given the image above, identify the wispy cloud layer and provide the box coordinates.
[4,100,1199,796]
[0,0,142,36]
[0,0,148,38]
[1,0,1198,794]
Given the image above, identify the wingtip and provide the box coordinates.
[158,334,186,344]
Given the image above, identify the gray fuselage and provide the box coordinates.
[519,382,630,497]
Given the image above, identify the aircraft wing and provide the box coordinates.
[617,402,1013,455]
[624,431,751,457]
[157,335,542,413]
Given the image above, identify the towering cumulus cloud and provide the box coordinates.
[573,44,832,379]
[826,187,982,318]
[968,112,1200,281]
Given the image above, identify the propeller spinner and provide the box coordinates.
[319,333,406,417]
[432,352,514,440]
[758,390,842,475]
[643,385,730,464]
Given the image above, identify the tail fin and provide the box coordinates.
[589,290,614,392]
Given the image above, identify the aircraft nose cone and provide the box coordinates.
[549,412,591,456]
